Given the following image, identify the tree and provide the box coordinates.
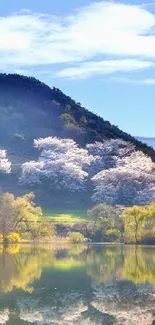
[86,139,135,176]
[121,205,147,243]
[0,150,11,173]
[60,113,75,125]
[19,136,155,207]
[67,232,87,243]
[0,192,54,239]
[14,193,55,239]
[20,137,94,192]
[92,151,155,206]
[0,193,16,236]
[87,203,120,225]
[87,203,121,242]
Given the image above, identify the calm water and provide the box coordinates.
[0,244,155,324]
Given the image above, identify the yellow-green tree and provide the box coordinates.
[121,205,147,243]
[14,193,55,239]
[87,203,121,241]
[0,192,55,239]
[0,193,17,236]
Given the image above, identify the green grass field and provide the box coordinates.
[43,208,90,224]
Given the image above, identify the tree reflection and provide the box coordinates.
[121,246,155,285]
[0,245,155,324]
[1,244,155,294]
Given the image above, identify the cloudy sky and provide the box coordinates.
[1,0,155,137]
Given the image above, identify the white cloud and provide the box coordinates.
[57,59,154,79]
[106,76,155,85]
[1,2,155,78]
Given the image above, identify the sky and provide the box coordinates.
[1,1,155,137]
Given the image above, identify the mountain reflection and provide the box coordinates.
[0,244,155,324]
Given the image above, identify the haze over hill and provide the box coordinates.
[136,137,155,149]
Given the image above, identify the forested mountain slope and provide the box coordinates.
[0,73,155,209]
[0,73,154,163]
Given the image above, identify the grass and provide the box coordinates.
[43,208,91,224]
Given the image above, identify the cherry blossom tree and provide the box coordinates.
[0,150,11,173]
[92,151,155,206]
[20,137,94,192]
[20,136,155,205]
[86,139,135,176]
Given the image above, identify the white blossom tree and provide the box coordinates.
[20,137,94,192]
[86,139,135,176]
[20,136,155,205]
[0,150,11,173]
[92,151,155,206]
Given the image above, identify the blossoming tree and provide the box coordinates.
[0,150,11,173]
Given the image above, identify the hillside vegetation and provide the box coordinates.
[0,73,154,161]
[0,73,155,210]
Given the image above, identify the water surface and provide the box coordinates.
[0,244,155,324]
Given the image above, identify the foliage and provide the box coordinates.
[92,151,155,206]
[87,203,120,224]
[19,136,155,207]
[0,192,54,239]
[14,193,55,239]
[4,232,20,243]
[29,220,55,239]
[121,204,155,244]
[87,139,135,176]
[60,113,75,124]
[87,203,123,242]
[20,136,94,192]
[80,116,88,125]
[67,232,88,243]
[104,229,121,242]
[0,193,17,236]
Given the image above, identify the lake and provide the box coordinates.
[0,244,155,324]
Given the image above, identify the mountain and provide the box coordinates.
[0,73,155,208]
[136,137,155,149]
[0,73,154,161]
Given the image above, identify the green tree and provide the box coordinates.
[80,116,88,126]
[87,203,121,242]
[14,193,55,239]
[121,205,147,244]
[60,113,75,125]
[67,232,87,243]
[0,193,17,236]
[0,192,55,239]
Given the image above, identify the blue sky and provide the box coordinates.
[1,1,155,137]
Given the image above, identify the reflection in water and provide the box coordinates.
[0,244,155,324]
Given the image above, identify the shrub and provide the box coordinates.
[104,229,121,242]
[60,113,75,124]
[4,232,21,244]
[68,232,88,244]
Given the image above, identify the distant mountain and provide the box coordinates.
[136,137,155,149]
